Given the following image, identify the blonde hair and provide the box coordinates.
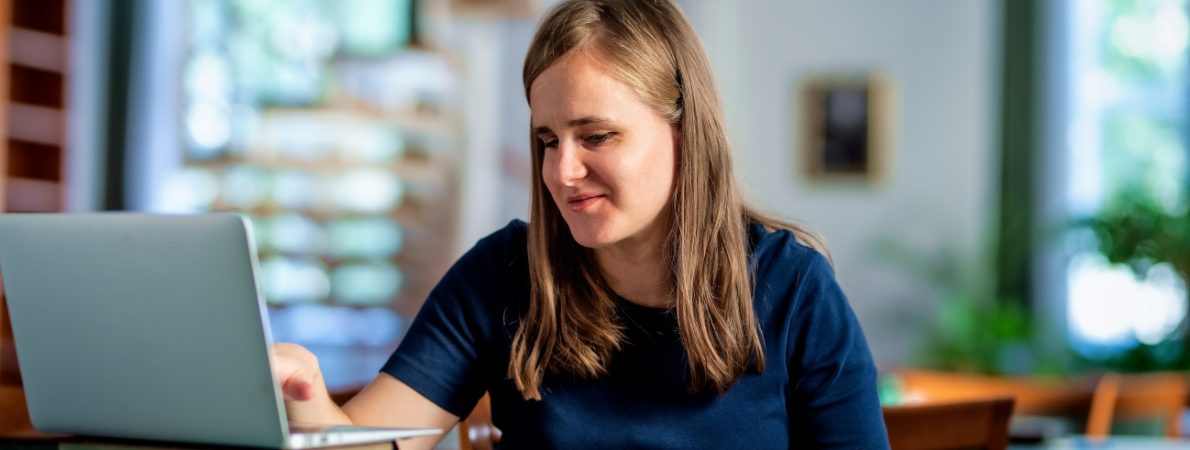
[510,0,827,400]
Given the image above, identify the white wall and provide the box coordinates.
[454,20,536,254]
[464,0,1002,363]
[681,0,1001,363]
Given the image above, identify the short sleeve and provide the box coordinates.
[381,221,526,418]
[786,253,889,449]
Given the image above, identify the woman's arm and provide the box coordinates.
[273,343,460,450]
[784,254,889,449]
[275,222,529,448]
[343,374,460,450]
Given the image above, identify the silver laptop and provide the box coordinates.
[0,213,440,448]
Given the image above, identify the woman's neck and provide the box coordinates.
[594,234,672,309]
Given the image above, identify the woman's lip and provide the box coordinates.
[568,195,604,211]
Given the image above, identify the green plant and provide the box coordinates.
[1076,187,1190,371]
[916,291,1035,375]
[1083,188,1190,283]
[869,238,1062,376]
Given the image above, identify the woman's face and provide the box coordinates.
[530,51,678,250]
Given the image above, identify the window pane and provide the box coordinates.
[1065,0,1190,355]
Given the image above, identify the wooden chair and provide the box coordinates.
[459,393,500,450]
[0,282,35,435]
[895,368,1093,416]
[1086,371,1188,438]
[883,397,1015,450]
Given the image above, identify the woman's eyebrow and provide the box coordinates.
[534,116,613,135]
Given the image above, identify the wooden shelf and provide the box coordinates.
[259,106,457,139]
[4,177,60,212]
[6,27,65,73]
[1,2,68,215]
[7,102,63,146]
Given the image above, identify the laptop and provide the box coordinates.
[0,213,441,448]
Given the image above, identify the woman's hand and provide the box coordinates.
[270,342,460,450]
[271,342,352,426]
[272,342,324,402]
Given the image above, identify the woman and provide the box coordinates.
[276,0,888,448]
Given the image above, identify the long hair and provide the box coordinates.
[510,0,828,400]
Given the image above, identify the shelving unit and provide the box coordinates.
[164,0,467,392]
[0,0,69,433]
[2,0,68,212]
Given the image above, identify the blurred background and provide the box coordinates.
[0,0,1189,445]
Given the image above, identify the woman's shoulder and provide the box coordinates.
[747,223,854,333]
[747,222,833,283]
[455,219,529,276]
[476,219,529,251]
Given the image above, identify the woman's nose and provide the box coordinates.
[552,141,588,185]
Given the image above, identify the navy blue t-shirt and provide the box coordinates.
[383,220,889,449]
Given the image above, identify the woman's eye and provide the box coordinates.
[543,138,559,149]
[586,132,615,145]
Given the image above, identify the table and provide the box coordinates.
[0,433,397,450]
[1012,436,1190,449]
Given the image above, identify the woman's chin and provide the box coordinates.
[567,227,616,249]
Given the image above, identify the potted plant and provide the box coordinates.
[1079,188,1190,371]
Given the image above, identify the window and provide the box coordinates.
[1062,0,1189,360]
[137,0,463,388]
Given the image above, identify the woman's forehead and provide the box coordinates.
[529,54,648,130]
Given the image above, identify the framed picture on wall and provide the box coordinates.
[796,74,892,184]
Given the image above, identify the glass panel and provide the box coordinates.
[1065,0,1190,357]
[170,0,455,351]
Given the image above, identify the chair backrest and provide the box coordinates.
[1086,371,1188,438]
[0,282,34,435]
[883,397,1015,450]
[459,393,500,450]
[895,368,1092,416]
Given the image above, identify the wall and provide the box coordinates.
[681,0,1002,363]
[463,0,1002,363]
[454,19,535,254]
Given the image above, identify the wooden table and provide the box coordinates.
[0,432,398,450]
[1012,436,1190,449]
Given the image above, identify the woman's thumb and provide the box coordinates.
[283,376,315,401]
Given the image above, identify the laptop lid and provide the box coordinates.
[0,213,293,448]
